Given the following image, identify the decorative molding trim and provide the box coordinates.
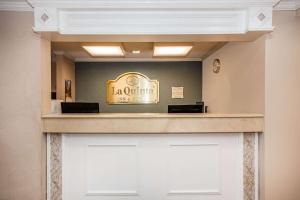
[243,133,255,200]
[86,190,138,196]
[49,134,62,200]
[168,190,220,195]
[85,143,139,197]
[168,143,219,146]
[0,1,32,12]
[167,143,222,196]
[46,10,247,34]
[28,0,274,9]
[87,144,137,147]
[48,133,259,199]
[27,0,274,34]
[274,0,300,10]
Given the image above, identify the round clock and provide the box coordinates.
[213,59,221,74]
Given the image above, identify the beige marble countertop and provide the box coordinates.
[42,113,264,119]
[42,113,264,133]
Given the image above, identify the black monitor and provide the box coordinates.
[168,103,204,113]
[61,102,100,113]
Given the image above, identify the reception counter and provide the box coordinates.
[44,113,263,200]
[42,113,264,133]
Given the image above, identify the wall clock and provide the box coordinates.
[213,58,221,74]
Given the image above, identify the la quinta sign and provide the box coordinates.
[106,72,159,104]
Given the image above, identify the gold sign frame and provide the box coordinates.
[106,72,159,104]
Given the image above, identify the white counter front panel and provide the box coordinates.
[60,134,244,200]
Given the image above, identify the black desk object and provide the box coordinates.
[61,102,100,113]
[168,103,204,113]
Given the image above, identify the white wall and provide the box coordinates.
[203,37,265,113]
[0,11,50,200]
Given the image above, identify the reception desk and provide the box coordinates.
[42,113,263,133]
[43,113,263,200]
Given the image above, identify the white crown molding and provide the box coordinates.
[28,0,275,9]
[27,0,274,35]
[0,1,32,12]
[274,0,300,10]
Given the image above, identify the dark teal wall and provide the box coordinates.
[75,61,202,113]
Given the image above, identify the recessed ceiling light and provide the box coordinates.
[153,46,193,57]
[132,50,141,54]
[82,46,124,57]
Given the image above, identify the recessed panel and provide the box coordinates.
[62,134,243,200]
[167,144,221,195]
[86,144,138,195]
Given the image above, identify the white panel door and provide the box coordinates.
[62,134,243,200]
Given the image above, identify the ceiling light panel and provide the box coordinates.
[82,46,124,56]
[153,46,193,57]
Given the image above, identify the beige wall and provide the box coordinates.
[0,11,50,200]
[0,9,299,200]
[203,37,265,113]
[56,55,75,101]
[203,10,300,200]
[264,11,300,200]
